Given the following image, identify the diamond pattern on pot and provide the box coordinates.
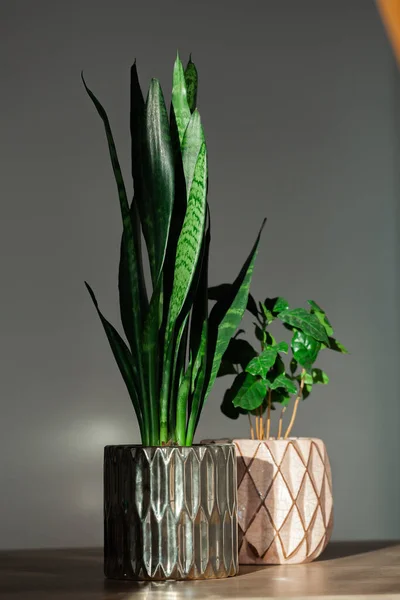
[234,438,333,565]
[248,442,278,494]
[265,472,293,530]
[308,443,325,495]
[280,443,306,497]
[245,505,276,557]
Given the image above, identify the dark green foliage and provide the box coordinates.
[217,294,347,421]
[83,55,264,446]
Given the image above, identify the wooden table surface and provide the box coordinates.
[0,542,399,600]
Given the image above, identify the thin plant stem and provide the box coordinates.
[277,406,286,439]
[265,390,272,440]
[259,406,264,439]
[248,413,255,440]
[284,369,306,439]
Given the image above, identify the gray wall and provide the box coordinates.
[0,0,398,549]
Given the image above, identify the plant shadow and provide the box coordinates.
[316,540,400,561]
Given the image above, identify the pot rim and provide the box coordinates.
[104,442,234,449]
[233,437,324,443]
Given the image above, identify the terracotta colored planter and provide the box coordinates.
[235,438,333,564]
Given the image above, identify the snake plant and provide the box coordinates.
[83,55,264,446]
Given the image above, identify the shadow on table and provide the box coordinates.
[230,541,400,576]
[316,540,400,561]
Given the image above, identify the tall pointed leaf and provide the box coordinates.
[118,202,148,352]
[172,54,191,145]
[161,209,209,445]
[143,79,174,285]
[186,220,266,445]
[175,360,192,446]
[204,220,266,400]
[208,284,258,318]
[184,55,198,113]
[181,110,205,199]
[190,220,210,389]
[126,63,150,314]
[168,314,190,439]
[85,282,145,442]
[165,143,208,338]
[142,281,162,445]
[130,62,145,194]
[185,320,207,446]
[82,75,146,413]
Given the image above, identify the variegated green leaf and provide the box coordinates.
[181,110,204,199]
[204,220,266,401]
[185,322,207,446]
[172,54,191,146]
[189,221,210,389]
[184,223,210,446]
[208,284,259,319]
[166,143,207,336]
[184,55,198,113]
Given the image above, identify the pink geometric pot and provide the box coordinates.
[234,438,333,564]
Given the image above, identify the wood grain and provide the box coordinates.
[0,542,399,599]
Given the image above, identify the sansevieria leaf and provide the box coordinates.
[143,79,175,285]
[82,74,146,425]
[181,110,205,199]
[85,282,144,441]
[142,281,162,445]
[204,219,266,401]
[189,219,210,389]
[184,224,210,446]
[184,55,198,113]
[118,202,148,353]
[160,145,207,444]
[166,143,208,336]
[127,63,151,313]
[208,284,259,319]
[172,54,191,146]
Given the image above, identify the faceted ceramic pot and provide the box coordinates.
[235,438,333,564]
[104,444,239,580]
